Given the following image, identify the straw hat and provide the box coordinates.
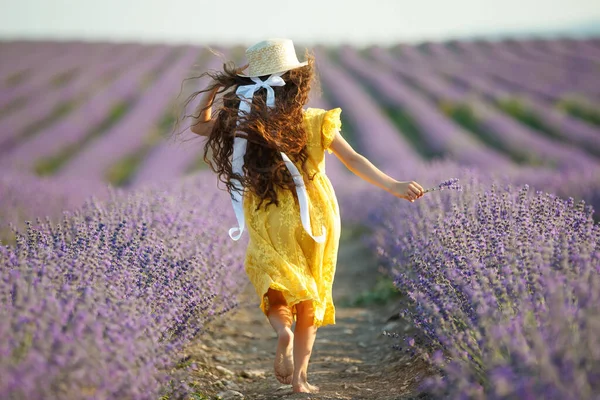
[237,38,308,78]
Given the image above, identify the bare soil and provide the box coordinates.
[178,226,437,400]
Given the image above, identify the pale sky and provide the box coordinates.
[1,0,599,46]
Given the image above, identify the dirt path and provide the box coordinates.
[180,226,435,400]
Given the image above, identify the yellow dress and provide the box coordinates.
[243,107,342,328]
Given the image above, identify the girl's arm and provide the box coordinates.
[329,132,424,202]
[190,84,220,137]
[190,64,248,137]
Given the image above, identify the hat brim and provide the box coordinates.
[236,61,309,78]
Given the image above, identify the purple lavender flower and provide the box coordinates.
[0,171,246,399]
[424,178,463,193]
[363,173,600,399]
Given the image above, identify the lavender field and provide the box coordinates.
[1,38,600,399]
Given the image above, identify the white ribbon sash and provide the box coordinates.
[228,73,326,243]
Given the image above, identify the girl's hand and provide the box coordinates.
[390,180,424,202]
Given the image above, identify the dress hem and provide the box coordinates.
[259,282,335,328]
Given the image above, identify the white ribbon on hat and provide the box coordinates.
[228,72,326,243]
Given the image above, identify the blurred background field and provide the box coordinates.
[2,0,599,236]
[1,36,599,239]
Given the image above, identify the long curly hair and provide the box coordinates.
[174,50,318,210]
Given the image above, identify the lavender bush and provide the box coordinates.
[0,172,246,399]
[367,174,600,399]
[423,178,463,193]
[0,170,115,245]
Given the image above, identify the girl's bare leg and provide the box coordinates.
[266,288,294,384]
[292,300,319,393]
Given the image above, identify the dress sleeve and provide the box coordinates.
[321,108,342,154]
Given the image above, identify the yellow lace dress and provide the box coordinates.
[242,107,342,328]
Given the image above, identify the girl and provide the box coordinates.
[182,38,424,394]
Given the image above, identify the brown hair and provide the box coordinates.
[174,50,318,210]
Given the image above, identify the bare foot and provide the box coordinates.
[306,382,319,392]
[274,327,294,384]
[292,381,320,393]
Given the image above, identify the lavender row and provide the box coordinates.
[470,101,599,170]
[421,42,600,157]
[0,171,247,399]
[366,46,600,211]
[0,42,70,87]
[432,39,599,99]
[0,45,174,172]
[427,41,599,108]
[548,40,600,63]
[395,42,563,102]
[484,41,600,99]
[364,173,600,399]
[0,45,147,153]
[455,41,597,103]
[517,39,600,75]
[337,46,513,170]
[0,43,121,111]
[494,40,597,84]
[453,42,570,102]
[561,39,600,61]
[369,47,600,171]
[510,37,600,62]
[57,46,203,184]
